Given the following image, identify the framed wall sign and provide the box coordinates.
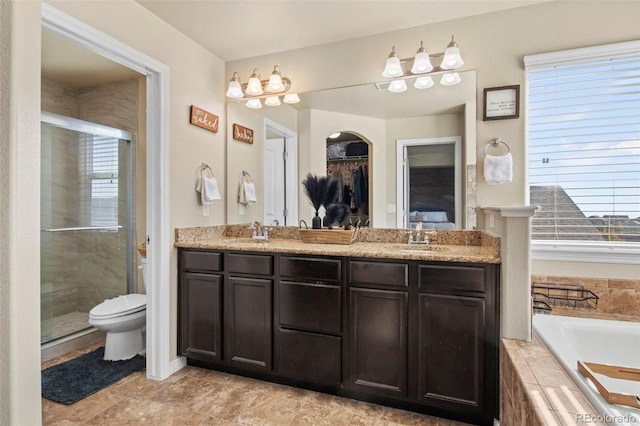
[190,105,219,133]
[233,123,254,144]
[483,85,520,121]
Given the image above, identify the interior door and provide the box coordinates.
[264,137,286,226]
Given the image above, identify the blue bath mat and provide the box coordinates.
[42,347,145,404]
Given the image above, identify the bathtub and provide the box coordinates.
[533,315,640,426]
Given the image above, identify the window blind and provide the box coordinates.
[525,43,640,243]
[79,134,120,227]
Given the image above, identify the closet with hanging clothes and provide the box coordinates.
[326,133,370,226]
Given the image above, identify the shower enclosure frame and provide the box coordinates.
[41,111,136,299]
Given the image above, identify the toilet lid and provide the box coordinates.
[90,294,147,318]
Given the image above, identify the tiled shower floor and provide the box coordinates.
[41,311,92,344]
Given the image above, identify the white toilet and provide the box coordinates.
[89,259,147,361]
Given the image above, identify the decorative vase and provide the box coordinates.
[312,211,322,229]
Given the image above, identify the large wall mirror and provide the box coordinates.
[226,70,477,229]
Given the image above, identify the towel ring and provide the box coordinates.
[241,170,252,180]
[484,138,511,156]
[200,163,214,177]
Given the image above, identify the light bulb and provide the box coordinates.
[245,69,263,96]
[266,66,285,92]
[388,79,408,93]
[283,93,300,104]
[440,72,461,86]
[414,76,434,89]
[382,46,403,77]
[225,73,243,98]
[411,42,433,74]
[246,98,262,109]
[441,36,464,69]
[264,96,281,106]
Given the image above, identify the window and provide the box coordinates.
[79,134,120,227]
[525,41,640,256]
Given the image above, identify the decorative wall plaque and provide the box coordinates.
[233,123,254,144]
[190,105,219,133]
[483,85,520,121]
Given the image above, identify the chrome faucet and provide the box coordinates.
[408,222,430,245]
[250,221,267,240]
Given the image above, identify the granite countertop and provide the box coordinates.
[174,225,501,264]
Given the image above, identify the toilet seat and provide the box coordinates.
[90,294,147,319]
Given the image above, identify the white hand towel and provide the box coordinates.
[484,153,513,184]
[196,176,222,205]
[240,181,257,204]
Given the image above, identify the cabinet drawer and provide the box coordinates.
[181,250,222,272]
[349,260,408,288]
[419,264,486,293]
[277,328,341,386]
[279,256,342,283]
[227,253,273,276]
[279,281,341,334]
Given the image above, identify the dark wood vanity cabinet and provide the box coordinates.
[179,272,223,362]
[225,276,272,371]
[275,255,343,385]
[417,263,499,420]
[347,287,408,397]
[178,249,274,371]
[178,248,499,425]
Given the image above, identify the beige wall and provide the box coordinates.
[1,1,43,424]
[3,1,226,423]
[227,0,640,278]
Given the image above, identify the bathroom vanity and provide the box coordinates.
[175,226,500,425]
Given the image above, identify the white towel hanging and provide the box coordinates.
[484,138,513,184]
[238,171,257,205]
[195,163,222,205]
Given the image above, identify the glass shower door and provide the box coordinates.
[40,113,133,344]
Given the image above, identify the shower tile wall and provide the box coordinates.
[41,78,139,327]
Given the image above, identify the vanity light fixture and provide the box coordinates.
[382,36,464,93]
[226,65,300,108]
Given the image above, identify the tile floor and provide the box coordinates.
[42,342,471,426]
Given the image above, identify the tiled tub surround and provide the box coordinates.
[174,225,500,263]
[534,315,640,425]
[501,336,605,426]
[503,311,640,426]
[532,275,640,321]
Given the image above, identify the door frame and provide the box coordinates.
[42,4,175,380]
[264,118,298,226]
[396,137,462,229]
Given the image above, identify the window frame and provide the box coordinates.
[524,40,640,265]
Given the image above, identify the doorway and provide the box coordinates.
[396,137,461,229]
[42,4,172,380]
[263,118,298,226]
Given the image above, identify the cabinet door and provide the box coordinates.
[277,328,341,385]
[225,277,273,371]
[418,293,484,413]
[179,272,223,362]
[347,288,408,397]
